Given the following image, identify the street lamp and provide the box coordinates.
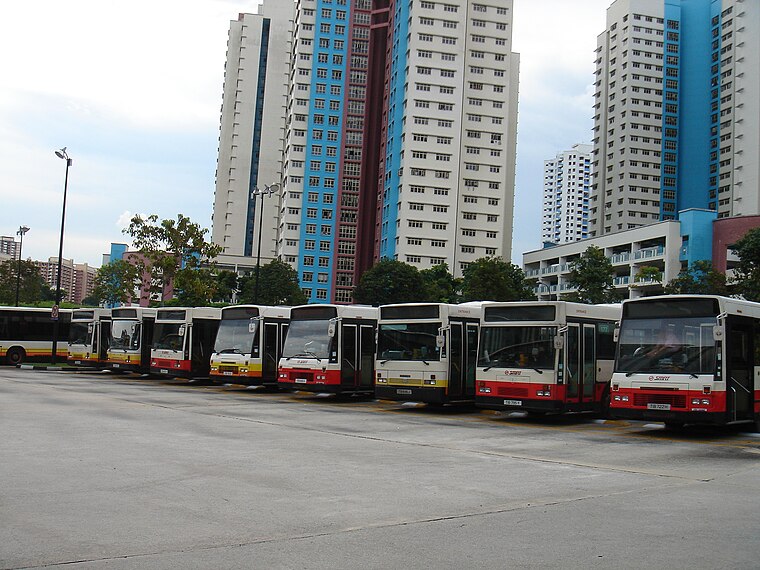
[251,183,280,304]
[15,225,29,306]
[51,147,72,365]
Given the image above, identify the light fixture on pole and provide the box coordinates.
[51,147,72,365]
[15,225,30,306]
[251,183,280,304]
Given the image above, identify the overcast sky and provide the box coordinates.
[0,0,609,267]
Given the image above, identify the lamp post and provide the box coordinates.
[251,183,280,304]
[15,225,29,306]
[51,147,72,365]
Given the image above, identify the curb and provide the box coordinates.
[17,364,70,372]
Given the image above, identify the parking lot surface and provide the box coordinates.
[2,368,759,569]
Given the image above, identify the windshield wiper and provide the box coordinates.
[218,348,243,354]
[286,351,321,361]
[533,368,544,374]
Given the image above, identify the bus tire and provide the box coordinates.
[6,347,25,366]
[601,389,611,419]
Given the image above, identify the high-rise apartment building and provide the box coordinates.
[211,3,294,261]
[541,144,592,245]
[590,0,759,237]
[377,0,519,278]
[215,0,520,304]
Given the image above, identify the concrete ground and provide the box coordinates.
[1,367,759,569]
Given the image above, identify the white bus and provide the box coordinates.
[475,301,620,415]
[150,307,221,378]
[209,305,290,386]
[0,306,71,365]
[278,304,378,395]
[107,307,157,373]
[375,303,482,405]
[611,295,760,429]
[68,308,111,368]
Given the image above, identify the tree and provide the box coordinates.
[730,227,760,302]
[420,263,461,303]
[124,214,223,305]
[213,270,239,304]
[91,260,140,306]
[460,257,535,302]
[631,265,662,287]
[0,259,48,305]
[564,246,622,304]
[238,260,306,306]
[353,259,428,306]
[172,268,220,307]
[664,260,731,296]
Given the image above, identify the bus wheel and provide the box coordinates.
[601,389,611,419]
[6,347,25,366]
[664,421,684,430]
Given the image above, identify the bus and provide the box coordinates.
[278,304,378,395]
[68,308,111,368]
[0,306,72,365]
[150,307,221,379]
[107,307,156,373]
[375,303,482,405]
[209,305,290,386]
[475,301,620,415]
[611,295,760,429]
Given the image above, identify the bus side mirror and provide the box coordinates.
[248,320,256,333]
[178,325,186,336]
[436,334,445,348]
[554,336,564,350]
[327,319,337,338]
[712,326,723,342]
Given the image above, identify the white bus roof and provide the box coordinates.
[290,304,378,320]
[220,305,291,319]
[155,307,221,321]
[621,294,760,319]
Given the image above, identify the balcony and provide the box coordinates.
[613,276,631,286]
[610,252,631,264]
[634,246,665,260]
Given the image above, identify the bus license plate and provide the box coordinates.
[648,403,671,410]
[504,399,522,406]
[74,360,81,365]
[397,389,412,395]
[112,363,120,368]
[160,369,168,374]
[295,378,307,383]
[223,371,233,376]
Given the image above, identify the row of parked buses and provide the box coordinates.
[2,295,758,429]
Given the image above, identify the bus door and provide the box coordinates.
[465,323,478,398]
[448,323,464,399]
[565,324,596,404]
[262,322,280,382]
[341,324,358,387]
[99,321,111,362]
[727,319,754,422]
[359,325,375,388]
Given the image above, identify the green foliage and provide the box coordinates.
[92,260,140,307]
[353,259,428,306]
[420,263,461,303]
[730,227,760,302]
[123,213,223,305]
[213,270,239,304]
[238,260,307,306]
[460,257,535,302]
[632,265,662,287]
[664,260,731,296]
[0,259,49,305]
[564,246,622,304]
[172,268,220,307]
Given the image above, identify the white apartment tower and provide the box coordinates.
[211,3,294,260]
[541,143,592,245]
[377,0,520,277]
[590,0,760,238]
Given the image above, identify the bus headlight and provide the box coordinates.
[424,379,436,385]
[377,377,387,383]
[240,368,248,373]
[701,399,710,405]
[479,386,491,393]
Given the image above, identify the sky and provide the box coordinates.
[0,0,610,268]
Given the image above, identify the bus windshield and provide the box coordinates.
[214,319,257,355]
[478,326,556,369]
[378,322,441,362]
[69,323,90,346]
[616,316,717,375]
[110,320,141,350]
[152,323,185,351]
[282,319,332,359]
